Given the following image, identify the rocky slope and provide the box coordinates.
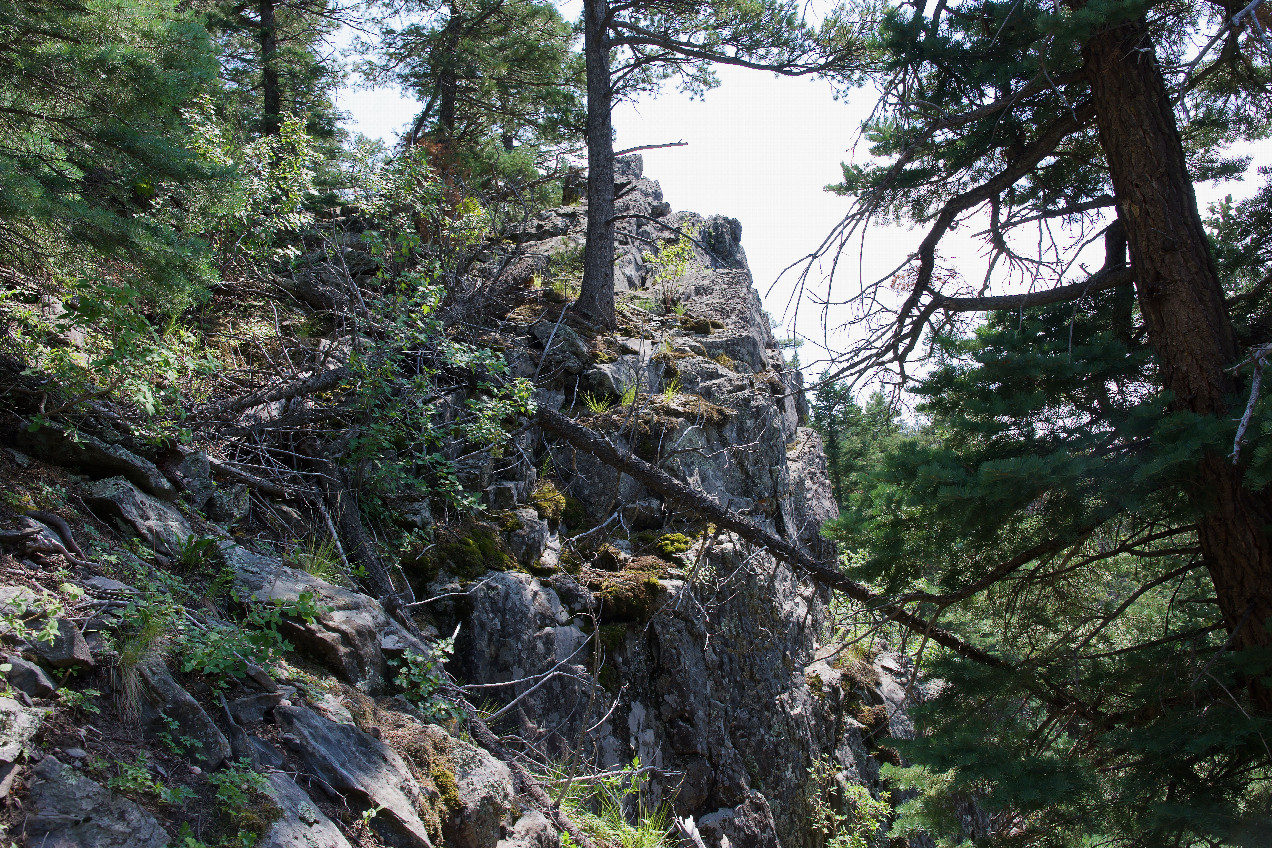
[0,157,920,848]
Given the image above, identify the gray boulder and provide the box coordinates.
[276,705,436,848]
[262,771,354,848]
[166,450,216,509]
[506,509,550,567]
[208,482,251,523]
[4,654,56,698]
[23,756,169,848]
[697,793,783,848]
[223,542,427,692]
[12,423,175,499]
[444,736,516,848]
[137,656,231,767]
[497,811,560,848]
[83,476,192,556]
[0,695,48,797]
[27,617,94,670]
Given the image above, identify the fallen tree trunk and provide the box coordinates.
[534,406,1005,668]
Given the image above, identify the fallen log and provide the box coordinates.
[533,405,1005,668]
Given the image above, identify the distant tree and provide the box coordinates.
[369,0,582,152]
[201,0,349,139]
[574,0,863,328]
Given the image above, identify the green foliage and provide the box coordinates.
[555,758,671,848]
[284,538,345,584]
[364,0,583,193]
[0,0,221,303]
[641,226,699,294]
[806,757,890,848]
[826,292,1272,844]
[392,638,464,723]
[583,392,615,414]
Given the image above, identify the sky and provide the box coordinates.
[336,36,1272,374]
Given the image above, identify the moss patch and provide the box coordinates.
[583,560,668,623]
[854,703,889,735]
[679,316,726,334]
[404,521,514,587]
[529,480,566,524]
[561,494,591,531]
[655,532,693,559]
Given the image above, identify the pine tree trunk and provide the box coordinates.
[1085,19,1272,710]
[259,0,280,136]
[577,0,616,329]
[437,0,462,144]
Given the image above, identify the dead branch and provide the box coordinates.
[533,406,1005,668]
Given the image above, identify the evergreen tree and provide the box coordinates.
[364,0,583,199]
[0,0,221,306]
[200,0,348,140]
[815,0,1272,841]
[574,0,863,328]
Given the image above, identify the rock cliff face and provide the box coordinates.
[0,156,920,848]
[432,156,916,848]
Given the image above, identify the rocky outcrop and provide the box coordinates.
[224,542,428,692]
[276,704,439,848]
[436,157,905,848]
[83,476,193,556]
[23,756,170,848]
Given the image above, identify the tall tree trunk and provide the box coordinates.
[437,0,462,145]
[259,0,281,136]
[1085,19,1272,710]
[577,0,616,329]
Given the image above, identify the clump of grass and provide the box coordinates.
[583,392,615,414]
[620,383,638,407]
[112,599,173,721]
[552,759,672,848]
[285,537,345,584]
[661,377,682,402]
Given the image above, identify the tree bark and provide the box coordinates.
[259,0,281,136]
[1085,19,1272,709]
[576,0,617,329]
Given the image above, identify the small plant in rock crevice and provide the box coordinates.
[392,636,464,723]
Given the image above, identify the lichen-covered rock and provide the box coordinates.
[451,572,590,750]
[23,756,170,848]
[444,736,516,848]
[137,656,231,767]
[223,542,427,692]
[697,792,783,848]
[26,617,94,670]
[262,772,353,848]
[277,705,436,848]
[506,508,550,568]
[0,696,48,797]
[12,423,176,499]
[83,476,192,556]
[4,654,56,698]
[497,811,560,848]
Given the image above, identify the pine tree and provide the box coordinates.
[365,0,584,195]
[816,0,1272,841]
[0,0,221,306]
[574,0,862,328]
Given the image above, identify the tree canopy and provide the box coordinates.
[809,0,1272,842]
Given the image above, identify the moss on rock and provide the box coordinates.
[404,521,514,588]
[529,480,566,524]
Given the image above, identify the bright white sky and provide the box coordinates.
[336,30,1272,374]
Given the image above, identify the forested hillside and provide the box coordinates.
[1,1,1270,847]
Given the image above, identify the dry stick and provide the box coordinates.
[202,366,351,418]
[464,713,598,848]
[22,509,85,558]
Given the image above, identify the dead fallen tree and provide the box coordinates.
[534,405,1006,668]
